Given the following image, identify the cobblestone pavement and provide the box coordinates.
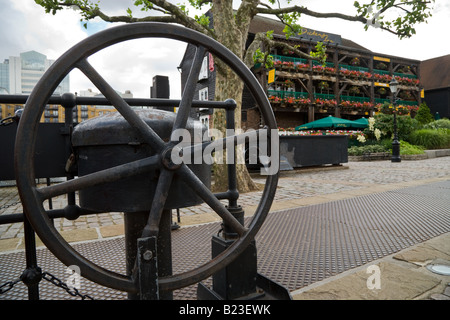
[1,157,450,240]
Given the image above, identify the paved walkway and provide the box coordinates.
[1,156,449,300]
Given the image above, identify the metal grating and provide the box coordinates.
[1,181,449,300]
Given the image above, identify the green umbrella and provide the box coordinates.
[353,117,369,127]
[295,116,367,130]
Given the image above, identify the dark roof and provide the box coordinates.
[420,54,450,90]
[248,14,371,52]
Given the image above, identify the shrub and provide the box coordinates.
[423,119,450,130]
[398,141,425,155]
[379,139,424,155]
[348,144,388,156]
[372,114,418,141]
[414,102,434,125]
[409,129,450,149]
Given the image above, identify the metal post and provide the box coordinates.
[225,101,238,208]
[124,209,173,300]
[61,93,78,210]
[391,94,401,163]
[197,100,262,300]
[20,216,42,300]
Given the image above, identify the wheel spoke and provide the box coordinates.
[171,46,206,133]
[36,155,161,201]
[76,59,165,152]
[177,165,247,237]
[141,169,174,238]
[182,128,266,160]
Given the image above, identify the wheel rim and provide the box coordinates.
[15,22,279,294]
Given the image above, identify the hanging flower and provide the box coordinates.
[350,57,360,66]
[376,62,388,70]
[318,81,329,90]
[378,87,387,95]
[349,86,360,95]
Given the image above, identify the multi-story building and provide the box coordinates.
[420,54,450,119]
[1,50,70,123]
[1,50,70,95]
[179,15,423,130]
[0,49,135,123]
[37,89,132,123]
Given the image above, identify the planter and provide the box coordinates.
[0,122,68,180]
[279,135,348,169]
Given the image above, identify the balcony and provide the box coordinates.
[270,54,418,83]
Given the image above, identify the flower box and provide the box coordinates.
[279,135,348,168]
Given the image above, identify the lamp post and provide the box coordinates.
[389,78,401,162]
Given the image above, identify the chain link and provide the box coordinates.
[42,272,94,300]
[0,200,22,211]
[0,272,94,300]
[0,116,17,126]
[0,278,21,294]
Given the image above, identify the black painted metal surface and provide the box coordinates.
[0,123,67,180]
[279,135,348,168]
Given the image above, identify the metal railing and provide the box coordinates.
[0,93,237,300]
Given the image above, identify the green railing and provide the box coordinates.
[375,98,390,104]
[373,69,390,75]
[272,54,308,65]
[273,54,336,68]
[393,72,417,79]
[312,60,335,68]
[340,95,370,103]
[374,98,418,106]
[315,93,335,100]
[268,90,309,99]
[338,64,369,72]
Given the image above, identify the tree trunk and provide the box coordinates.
[212,67,259,193]
[211,1,259,193]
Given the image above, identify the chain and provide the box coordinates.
[1,109,22,126]
[0,200,22,211]
[0,272,94,300]
[42,272,94,300]
[0,278,21,294]
[0,116,17,126]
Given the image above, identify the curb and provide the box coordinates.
[349,148,450,162]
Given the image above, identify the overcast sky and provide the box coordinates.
[1,0,449,99]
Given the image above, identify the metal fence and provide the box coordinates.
[0,93,236,300]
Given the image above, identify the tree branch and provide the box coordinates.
[42,0,215,38]
[244,32,317,68]
[148,0,213,36]
[256,5,367,24]
[255,1,433,38]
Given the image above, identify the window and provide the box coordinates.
[198,56,208,80]
[199,87,208,101]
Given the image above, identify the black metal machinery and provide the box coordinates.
[13,22,290,300]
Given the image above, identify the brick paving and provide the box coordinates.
[1,156,449,240]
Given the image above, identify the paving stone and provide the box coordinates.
[430,293,450,300]
[294,262,441,300]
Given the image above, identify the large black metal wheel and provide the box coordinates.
[15,22,278,295]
